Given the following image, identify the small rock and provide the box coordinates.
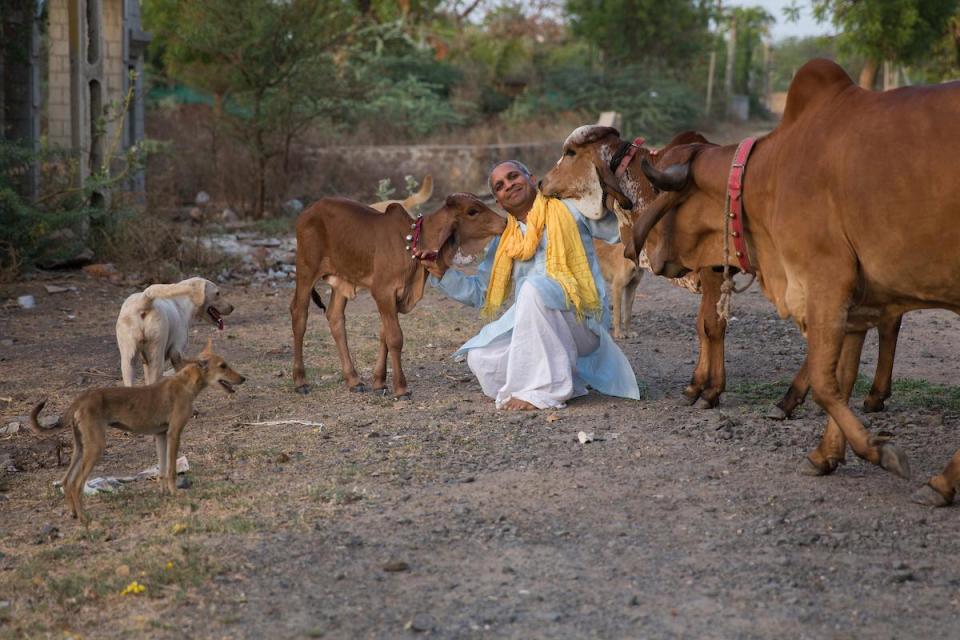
[578,431,594,444]
[82,263,120,279]
[17,295,35,309]
[35,523,59,544]
[889,571,915,584]
[0,338,13,346]
[221,208,239,223]
[44,285,72,294]
[405,613,434,632]
[195,191,211,206]
[0,422,19,435]
[382,561,409,572]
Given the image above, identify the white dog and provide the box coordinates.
[116,277,234,386]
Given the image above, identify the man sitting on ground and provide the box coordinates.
[418,160,640,410]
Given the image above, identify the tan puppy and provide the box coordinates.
[593,239,642,340]
[116,277,234,387]
[369,175,433,215]
[28,340,244,520]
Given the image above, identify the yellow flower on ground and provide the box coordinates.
[171,523,187,535]
[120,581,146,595]
[165,561,174,570]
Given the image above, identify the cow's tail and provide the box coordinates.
[27,399,69,436]
[310,288,326,313]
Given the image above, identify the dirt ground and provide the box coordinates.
[2,243,960,639]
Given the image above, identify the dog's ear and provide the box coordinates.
[200,337,214,357]
[191,279,211,307]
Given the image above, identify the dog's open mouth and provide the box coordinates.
[207,306,224,330]
[218,380,236,393]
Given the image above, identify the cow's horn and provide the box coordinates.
[640,158,690,192]
[631,191,685,257]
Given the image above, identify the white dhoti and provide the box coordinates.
[466,282,600,409]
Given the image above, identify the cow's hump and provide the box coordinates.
[781,58,854,126]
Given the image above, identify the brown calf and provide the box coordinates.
[290,194,506,398]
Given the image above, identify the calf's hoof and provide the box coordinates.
[295,384,310,395]
[863,396,886,413]
[394,392,412,401]
[878,444,911,479]
[765,405,788,421]
[911,483,951,507]
[349,383,368,393]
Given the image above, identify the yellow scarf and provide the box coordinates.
[482,192,601,320]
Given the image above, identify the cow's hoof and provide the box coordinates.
[374,387,389,398]
[798,457,835,477]
[798,458,826,476]
[394,392,412,402]
[863,395,886,413]
[295,384,310,395]
[694,397,715,410]
[678,394,699,407]
[911,484,951,507]
[349,383,368,393]
[879,444,911,479]
[765,405,788,421]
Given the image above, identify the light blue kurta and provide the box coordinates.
[430,199,641,401]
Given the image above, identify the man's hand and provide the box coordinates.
[415,250,445,278]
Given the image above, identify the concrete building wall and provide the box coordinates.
[45,0,131,169]
[46,0,72,148]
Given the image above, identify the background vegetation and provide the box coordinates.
[3,0,960,273]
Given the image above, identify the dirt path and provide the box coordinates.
[2,261,960,638]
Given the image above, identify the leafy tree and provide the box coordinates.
[792,0,960,88]
[725,7,774,97]
[143,0,363,216]
[564,0,717,68]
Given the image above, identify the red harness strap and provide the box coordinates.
[614,137,646,177]
[727,137,758,274]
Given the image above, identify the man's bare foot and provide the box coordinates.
[502,398,537,411]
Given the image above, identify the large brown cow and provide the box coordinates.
[539,125,901,417]
[631,58,960,506]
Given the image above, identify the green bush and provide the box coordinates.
[513,65,701,142]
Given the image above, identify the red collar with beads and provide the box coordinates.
[726,137,758,274]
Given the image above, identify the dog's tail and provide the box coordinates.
[407,175,433,208]
[310,288,326,313]
[27,399,69,436]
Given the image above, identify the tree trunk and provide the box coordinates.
[858,59,879,90]
[256,154,267,219]
[952,18,960,69]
